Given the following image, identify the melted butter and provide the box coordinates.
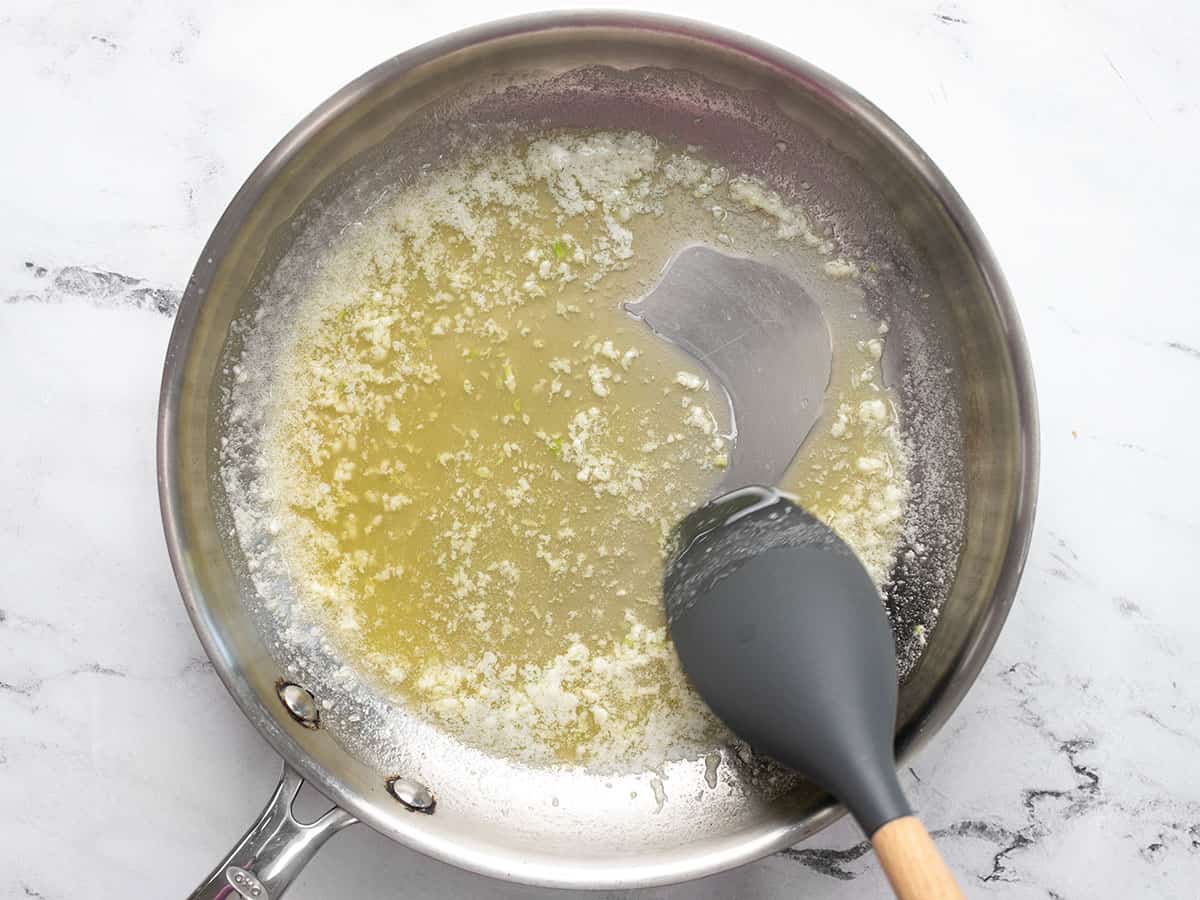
[265,131,908,767]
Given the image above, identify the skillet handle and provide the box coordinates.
[188,763,357,900]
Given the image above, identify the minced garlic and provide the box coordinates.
[258,129,911,767]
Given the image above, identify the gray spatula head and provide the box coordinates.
[665,486,911,836]
[626,246,832,491]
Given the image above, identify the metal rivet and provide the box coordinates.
[225,866,268,900]
[277,682,320,728]
[387,776,436,813]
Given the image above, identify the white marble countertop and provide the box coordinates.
[3,1,1198,897]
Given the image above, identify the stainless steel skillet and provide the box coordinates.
[158,12,1038,898]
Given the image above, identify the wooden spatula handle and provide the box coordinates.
[871,816,964,899]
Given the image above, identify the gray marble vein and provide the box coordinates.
[7,261,181,315]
